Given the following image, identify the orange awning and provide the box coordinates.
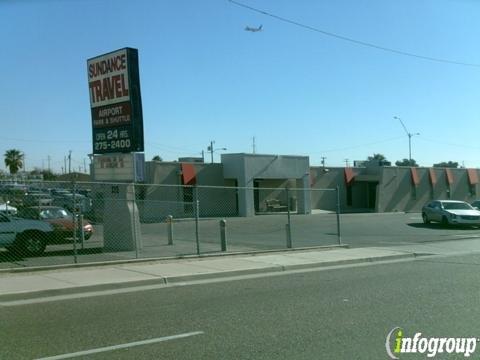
[181,163,196,185]
[429,168,437,186]
[445,168,454,185]
[467,168,478,185]
[344,167,355,185]
[410,168,420,186]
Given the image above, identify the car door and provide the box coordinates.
[430,201,443,222]
[424,201,436,220]
[0,214,16,246]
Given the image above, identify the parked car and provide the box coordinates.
[53,193,92,213]
[0,212,54,255]
[0,202,18,216]
[18,206,93,242]
[422,200,480,227]
[23,193,54,207]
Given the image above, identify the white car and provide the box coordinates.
[0,213,53,255]
[422,200,480,227]
[0,203,17,216]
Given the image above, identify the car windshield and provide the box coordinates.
[39,209,71,219]
[442,202,473,210]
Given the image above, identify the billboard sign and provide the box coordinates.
[88,48,144,154]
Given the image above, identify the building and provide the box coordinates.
[95,153,480,220]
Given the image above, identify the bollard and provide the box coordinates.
[220,219,227,251]
[167,215,174,245]
[285,223,292,249]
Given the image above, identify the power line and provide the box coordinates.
[228,0,480,68]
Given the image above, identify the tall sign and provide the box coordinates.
[87,48,144,154]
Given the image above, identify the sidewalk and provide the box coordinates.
[0,246,425,299]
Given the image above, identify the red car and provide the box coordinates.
[18,206,93,243]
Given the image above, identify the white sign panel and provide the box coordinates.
[93,153,144,182]
[88,48,130,108]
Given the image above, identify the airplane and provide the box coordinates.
[245,25,262,32]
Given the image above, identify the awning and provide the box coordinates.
[429,168,437,186]
[411,167,420,186]
[467,168,478,185]
[344,168,356,185]
[181,163,196,185]
[445,168,454,185]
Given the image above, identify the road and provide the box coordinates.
[3,212,480,268]
[2,252,480,359]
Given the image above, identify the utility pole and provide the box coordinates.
[208,141,215,164]
[206,141,226,164]
[83,158,87,173]
[321,156,326,168]
[201,150,205,163]
[68,150,72,174]
[344,159,350,167]
[252,137,256,154]
[64,156,67,174]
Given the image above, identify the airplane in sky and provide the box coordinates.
[245,25,262,32]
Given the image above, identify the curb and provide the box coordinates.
[0,244,349,274]
[0,251,425,302]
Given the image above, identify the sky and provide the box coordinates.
[2,0,480,173]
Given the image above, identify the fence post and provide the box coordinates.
[132,182,139,259]
[194,186,200,255]
[336,185,342,245]
[286,187,292,248]
[80,214,85,251]
[220,219,227,251]
[167,215,174,245]
[72,181,78,264]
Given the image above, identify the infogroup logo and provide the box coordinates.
[385,327,478,359]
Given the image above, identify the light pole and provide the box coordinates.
[207,141,227,164]
[394,116,420,164]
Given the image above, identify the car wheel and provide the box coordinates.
[17,232,47,256]
[422,213,430,224]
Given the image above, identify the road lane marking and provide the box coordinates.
[35,331,204,360]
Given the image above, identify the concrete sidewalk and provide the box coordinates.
[0,247,423,298]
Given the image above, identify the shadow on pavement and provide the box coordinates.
[406,223,480,231]
[0,247,104,263]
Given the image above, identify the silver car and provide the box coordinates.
[422,200,480,226]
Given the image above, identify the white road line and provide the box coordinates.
[35,331,204,360]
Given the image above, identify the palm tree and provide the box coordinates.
[4,149,24,174]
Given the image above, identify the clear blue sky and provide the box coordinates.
[2,0,480,172]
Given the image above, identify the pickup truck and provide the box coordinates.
[0,213,54,256]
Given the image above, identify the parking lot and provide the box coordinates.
[2,211,480,269]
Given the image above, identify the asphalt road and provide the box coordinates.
[3,212,480,268]
[2,252,480,359]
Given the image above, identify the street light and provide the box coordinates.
[394,116,420,164]
[207,141,227,163]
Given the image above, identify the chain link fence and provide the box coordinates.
[0,180,341,269]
